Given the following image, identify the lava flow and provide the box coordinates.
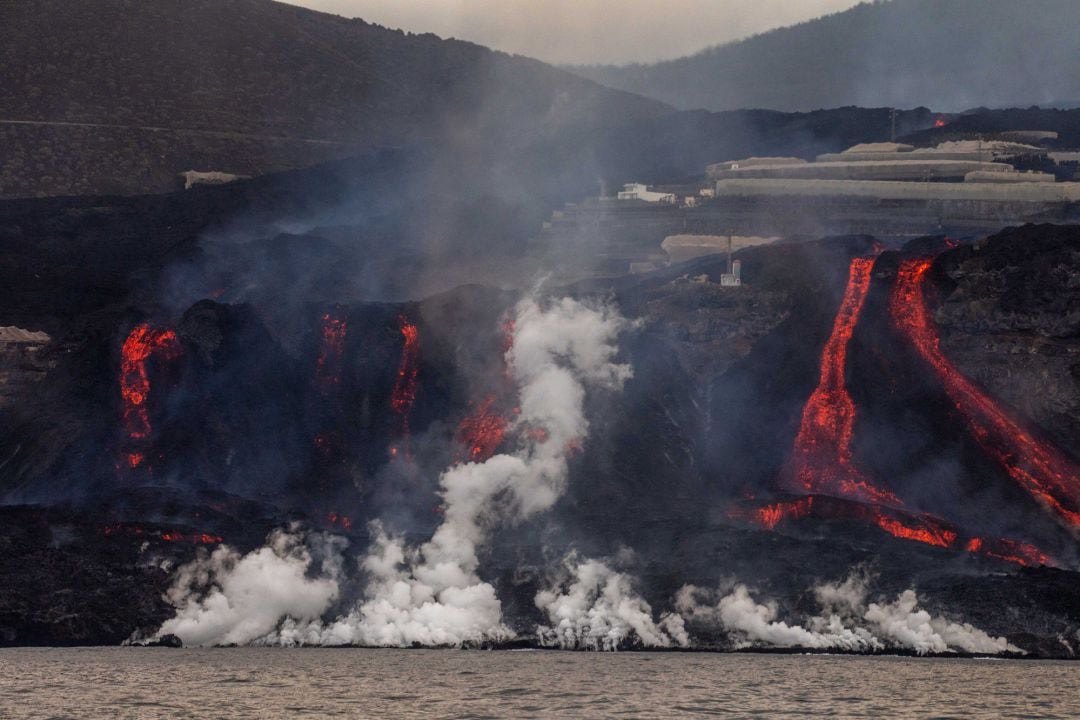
[790,257,901,505]
[120,323,181,468]
[390,315,420,455]
[102,523,222,545]
[868,506,957,549]
[752,496,817,530]
[315,310,347,391]
[965,537,1054,567]
[457,395,510,462]
[891,259,1080,529]
[731,496,1053,566]
[327,512,353,532]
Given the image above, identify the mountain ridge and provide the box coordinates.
[0,0,670,197]
[571,0,1080,112]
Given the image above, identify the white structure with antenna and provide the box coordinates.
[720,233,742,287]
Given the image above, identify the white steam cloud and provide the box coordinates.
[155,297,635,647]
[535,555,689,650]
[677,574,1019,655]
[155,528,344,647]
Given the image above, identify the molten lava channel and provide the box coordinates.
[735,497,1054,567]
[890,259,1080,529]
[315,311,347,391]
[390,315,420,456]
[744,255,1057,566]
[120,323,181,468]
[790,257,901,505]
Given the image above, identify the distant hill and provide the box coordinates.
[0,0,668,198]
[572,0,1080,113]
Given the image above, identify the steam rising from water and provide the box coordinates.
[677,574,1019,655]
[156,528,344,647]
[535,555,689,650]
[157,297,644,647]
[153,297,1019,654]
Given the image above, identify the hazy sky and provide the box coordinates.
[285,0,865,65]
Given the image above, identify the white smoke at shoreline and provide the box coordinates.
[535,555,689,650]
[155,528,344,647]
[155,296,636,647]
[677,574,1019,655]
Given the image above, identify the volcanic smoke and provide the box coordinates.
[120,323,181,468]
[676,575,1018,655]
[890,259,1080,529]
[155,298,653,648]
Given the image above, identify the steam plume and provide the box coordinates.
[155,296,634,647]
[677,574,1019,655]
[320,297,633,646]
[155,528,344,647]
[535,555,689,650]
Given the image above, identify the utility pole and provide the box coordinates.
[727,229,734,275]
[890,108,898,142]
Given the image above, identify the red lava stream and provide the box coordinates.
[890,258,1080,530]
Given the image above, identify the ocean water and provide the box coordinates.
[0,648,1076,719]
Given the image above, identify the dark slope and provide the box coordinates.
[572,0,1080,112]
[0,106,933,333]
[2,231,1080,651]
[0,0,668,198]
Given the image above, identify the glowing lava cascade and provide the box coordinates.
[390,315,420,456]
[314,311,347,391]
[153,298,648,648]
[311,310,349,473]
[891,259,1080,529]
[456,395,510,463]
[790,257,901,505]
[455,316,517,463]
[120,323,182,469]
[740,256,1056,565]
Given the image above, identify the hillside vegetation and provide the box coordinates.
[572,0,1080,113]
[0,0,668,197]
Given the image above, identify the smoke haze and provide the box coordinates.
[285,0,863,64]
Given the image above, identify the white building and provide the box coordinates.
[617,183,676,203]
[720,259,742,287]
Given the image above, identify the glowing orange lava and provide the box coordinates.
[869,507,956,548]
[965,537,1053,567]
[732,496,1052,565]
[790,257,901,505]
[891,259,1080,528]
[102,524,222,544]
[327,512,353,532]
[457,395,509,462]
[120,323,181,467]
[315,311,347,390]
[391,315,420,426]
[753,497,816,530]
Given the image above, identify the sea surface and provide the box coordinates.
[0,648,1077,719]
